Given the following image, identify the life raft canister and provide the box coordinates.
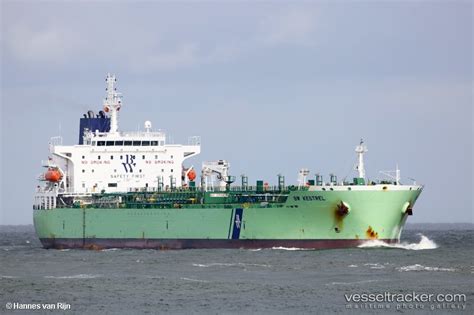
[187,169,197,181]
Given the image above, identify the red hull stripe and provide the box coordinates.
[39,238,397,250]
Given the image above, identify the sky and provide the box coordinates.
[0,0,472,224]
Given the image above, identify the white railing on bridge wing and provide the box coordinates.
[188,136,201,146]
[49,136,63,146]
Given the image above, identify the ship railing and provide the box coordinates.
[33,191,57,210]
[40,159,58,168]
[49,136,63,146]
[188,136,201,146]
[119,131,166,138]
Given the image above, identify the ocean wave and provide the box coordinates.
[192,262,271,268]
[1,275,18,279]
[397,264,456,272]
[358,234,437,250]
[180,277,210,283]
[271,247,312,251]
[327,279,383,286]
[363,263,385,269]
[44,274,101,279]
[101,248,120,252]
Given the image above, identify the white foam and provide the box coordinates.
[44,274,101,279]
[0,275,18,279]
[101,248,120,252]
[271,247,312,251]
[398,264,456,272]
[348,264,358,268]
[192,262,271,268]
[363,263,385,269]
[327,279,382,286]
[358,234,437,250]
[180,277,209,283]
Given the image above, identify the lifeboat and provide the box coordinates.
[187,169,197,181]
[44,168,63,182]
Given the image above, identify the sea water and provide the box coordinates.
[0,224,472,314]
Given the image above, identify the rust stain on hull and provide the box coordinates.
[366,226,379,239]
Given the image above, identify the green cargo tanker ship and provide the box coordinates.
[33,74,422,249]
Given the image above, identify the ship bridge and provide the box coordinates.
[40,74,201,195]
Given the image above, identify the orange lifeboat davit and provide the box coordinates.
[187,169,197,181]
[45,168,63,182]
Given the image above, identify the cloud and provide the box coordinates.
[4,24,83,64]
[129,43,199,72]
[258,8,318,46]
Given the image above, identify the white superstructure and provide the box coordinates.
[38,75,201,196]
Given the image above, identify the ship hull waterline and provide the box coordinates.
[38,238,398,250]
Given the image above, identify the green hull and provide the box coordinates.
[33,189,421,249]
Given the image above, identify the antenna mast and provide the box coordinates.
[355,139,368,179]
[103,74,122,133]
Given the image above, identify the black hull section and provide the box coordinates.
[39,238,397,250]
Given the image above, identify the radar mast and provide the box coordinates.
[103,74,122,133]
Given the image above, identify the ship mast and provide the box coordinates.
[103,74,122,134]
[355,139,368,179]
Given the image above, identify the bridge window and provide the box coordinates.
[115,141,124,146]
[82,169,85,173]
[106,141,114,146]
[151,141,158,146]
[133,141,141,146]
[108,183,117,187]
[124,141,132,146]
[97,141,105,146]
[142,141,150,146]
